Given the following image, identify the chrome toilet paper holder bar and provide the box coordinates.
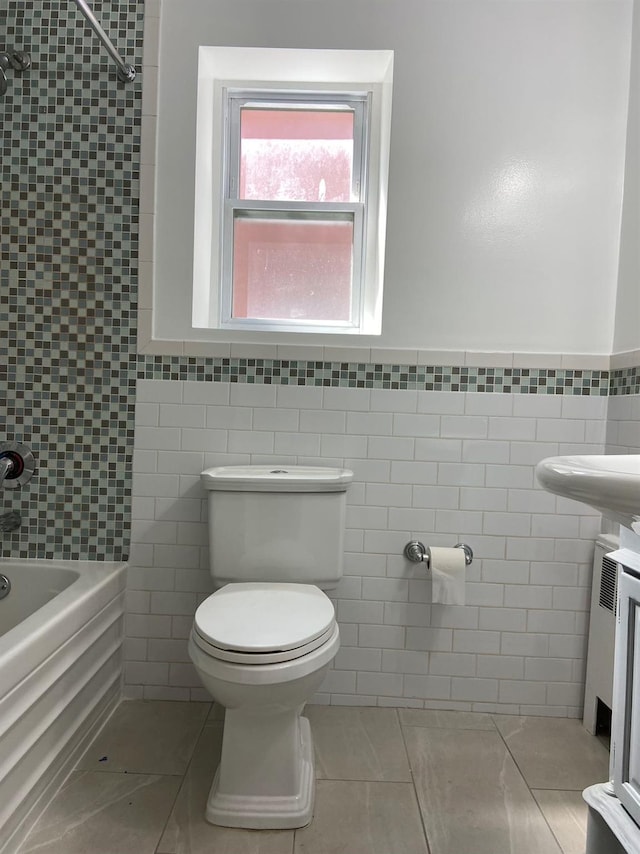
[403,541,473,567]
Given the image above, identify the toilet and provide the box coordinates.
[188,464,353,830]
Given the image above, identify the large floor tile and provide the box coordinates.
[207,702,225,721]
[399,708,496,730]
[493,715,609,790]
[157,723,294,854]
[77,700,210,776]
[16,703,599,854]
[18,771,181,854]
[294,780,428,854]
[305,705,411,782]
[533,789,588,854]
[404,726,563,854]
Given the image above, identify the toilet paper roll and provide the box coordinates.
[428,546,466,606]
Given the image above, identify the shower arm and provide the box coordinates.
[71,0,136,83]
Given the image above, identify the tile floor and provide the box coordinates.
[18,701,610,854]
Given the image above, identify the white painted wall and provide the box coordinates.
[153,0,632,355]
[613,0,640,355]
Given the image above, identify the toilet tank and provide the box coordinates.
[200,465,353,589]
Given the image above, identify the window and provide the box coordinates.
[221,91,369,332]
[190,47,394,339]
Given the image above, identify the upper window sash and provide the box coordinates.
[224,89,370,205]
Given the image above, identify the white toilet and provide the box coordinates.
[188,464,353,830]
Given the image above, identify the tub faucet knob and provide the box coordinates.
[0,442,36,489]
[0,455,16,485]
[0,50,31,98]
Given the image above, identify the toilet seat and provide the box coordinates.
[192,622,336,664]
[193,582,336,665]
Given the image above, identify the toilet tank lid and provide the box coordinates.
[200,465,353,492]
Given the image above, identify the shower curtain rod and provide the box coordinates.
[72,0,136,82]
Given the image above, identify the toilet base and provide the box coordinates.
[206,715,315,829]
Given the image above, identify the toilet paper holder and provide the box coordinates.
[403,541,473,567]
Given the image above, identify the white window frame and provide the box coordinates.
[190,47,394,339]
[220,89,370,333]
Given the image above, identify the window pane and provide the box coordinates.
[232,215,353,323]
[240,108,354,203]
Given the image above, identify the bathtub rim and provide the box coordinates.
[0,558,127,699]
[0,563,80,637]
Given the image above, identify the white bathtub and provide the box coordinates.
[0,559,127,854]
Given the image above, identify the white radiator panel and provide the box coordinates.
[583,533,620,734]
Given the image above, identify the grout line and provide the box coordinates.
[315,774,417,783]
[152,701,213,854]
[399,724,499,732]
[531,786,594,792]
[396,709,433,854]
[530,787,579,800]
[529,790,574,854]
[490,713,536,789]
[490,714,573,854]
[72,768,184,777]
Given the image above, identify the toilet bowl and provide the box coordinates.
[189,581,340,829]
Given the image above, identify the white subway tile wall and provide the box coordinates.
[607,394,640,453]
[126,379,612,714]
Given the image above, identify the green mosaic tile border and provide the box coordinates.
[610,366,640,396]
[137,356,610,395]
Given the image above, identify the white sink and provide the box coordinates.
[535,454,640,532]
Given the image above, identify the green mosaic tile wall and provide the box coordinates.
[1,0,142,558]
[1,1,638,559]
